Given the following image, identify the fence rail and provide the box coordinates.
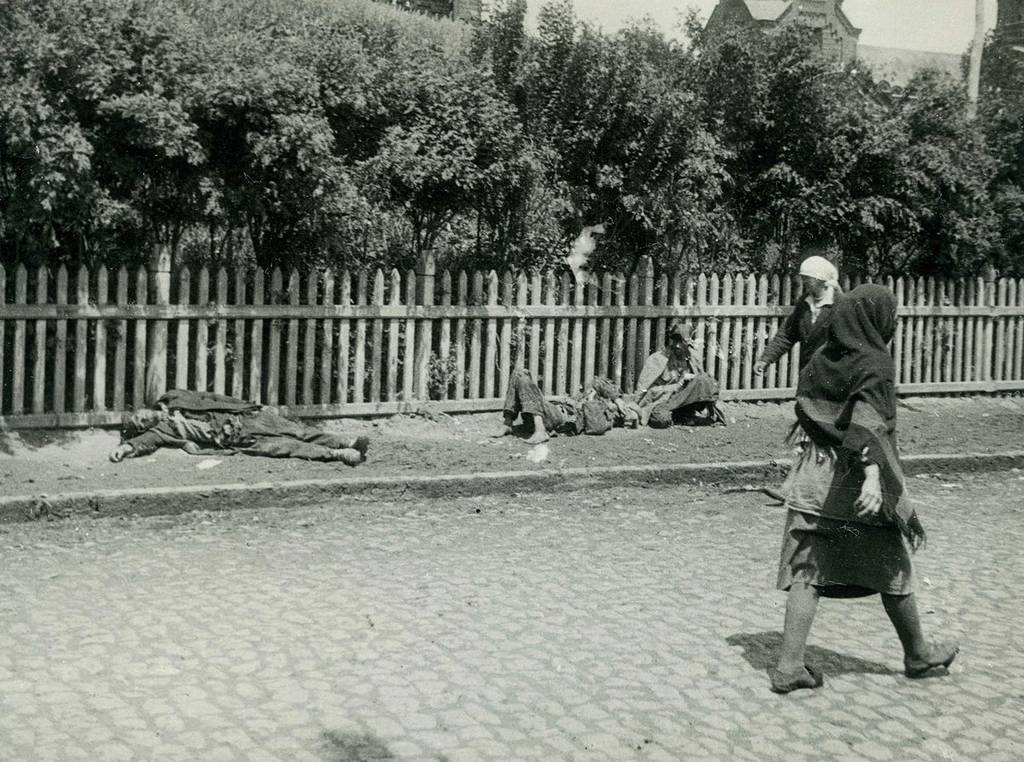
[2,255,1023,429]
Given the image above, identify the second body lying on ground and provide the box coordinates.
[499,369,639,444]
[500,323,726,442]
[110,389,369,465]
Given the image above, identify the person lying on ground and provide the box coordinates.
[496,369,639,445]
[109,389,369,466]
[754,254,840,378]
[635,324,726,428]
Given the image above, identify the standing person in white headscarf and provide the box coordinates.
[754,254,842,376]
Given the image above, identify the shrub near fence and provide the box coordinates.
[2,254,1024,429]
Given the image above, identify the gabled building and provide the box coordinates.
[704,0,861,66]
[375,0,487,23]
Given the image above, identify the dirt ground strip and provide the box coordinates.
[2,396,1023,500]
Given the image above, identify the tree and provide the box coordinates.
[359,52,531,260]
[979,32,1024,275]
[684,17,999,277]
[492,4,732,272]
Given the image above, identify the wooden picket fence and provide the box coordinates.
[2,254,1024,429]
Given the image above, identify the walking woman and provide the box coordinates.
[754,254,841,377]
[771,284,958,693]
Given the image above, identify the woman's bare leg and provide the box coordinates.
[882,592,959,676]
[881,593,927,658]
[776,582,820,672]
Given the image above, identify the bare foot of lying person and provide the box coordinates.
[109,443,135,463]
[526,430,550,445]
[330,448,365,466]
[351,436,370,460]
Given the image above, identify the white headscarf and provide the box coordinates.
[798,255,840,319]
[799,255,839,287]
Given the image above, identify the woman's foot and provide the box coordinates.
[768,664,824,694]
[904,640,959,678]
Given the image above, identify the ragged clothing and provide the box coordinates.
[502,369,630,436]
[795,284,924,549]
[119,390,365,463]
[782,430,892,527]
[634,349,722,428]
[156,389,261,415]
[777,428,914,597]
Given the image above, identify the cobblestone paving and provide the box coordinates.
[1,472,1023,761]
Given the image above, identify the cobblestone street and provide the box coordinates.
[1,472,1022,761]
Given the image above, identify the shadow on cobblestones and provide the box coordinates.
[1,476,1021,760]
[320,730,395,761]
[727,631,895,676]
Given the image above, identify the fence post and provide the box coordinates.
[983,264,997,384]
[146,242,172,404]
[639,256,654,370]
[415,250,436,400]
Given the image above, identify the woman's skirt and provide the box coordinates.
[642,374,719,427]
[776,439,913,597]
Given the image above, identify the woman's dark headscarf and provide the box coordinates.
[795,284,925,549]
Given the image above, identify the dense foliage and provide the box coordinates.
[0,0,1015,276]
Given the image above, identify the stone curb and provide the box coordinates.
[3,451,1023,524]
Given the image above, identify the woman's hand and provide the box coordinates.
[855,464,884,517]
[754,360,767,376]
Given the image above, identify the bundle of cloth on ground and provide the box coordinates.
[110,389,369,465]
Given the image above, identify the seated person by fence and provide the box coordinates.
[497,369,639,445]
[635,325,726,428]
[110,389,370,466]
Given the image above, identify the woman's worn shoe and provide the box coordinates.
[769,665,824,694]
[904,640,959,678]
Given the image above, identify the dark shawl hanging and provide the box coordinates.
[794,284,926,549]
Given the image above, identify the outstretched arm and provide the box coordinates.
[109,423,193,462]
[756,306,802,372]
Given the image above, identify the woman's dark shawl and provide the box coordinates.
[794,284,925,549]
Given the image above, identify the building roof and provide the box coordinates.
[856,44,963,87]
[743,1,792,22]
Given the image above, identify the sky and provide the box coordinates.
[523,0,998,54]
